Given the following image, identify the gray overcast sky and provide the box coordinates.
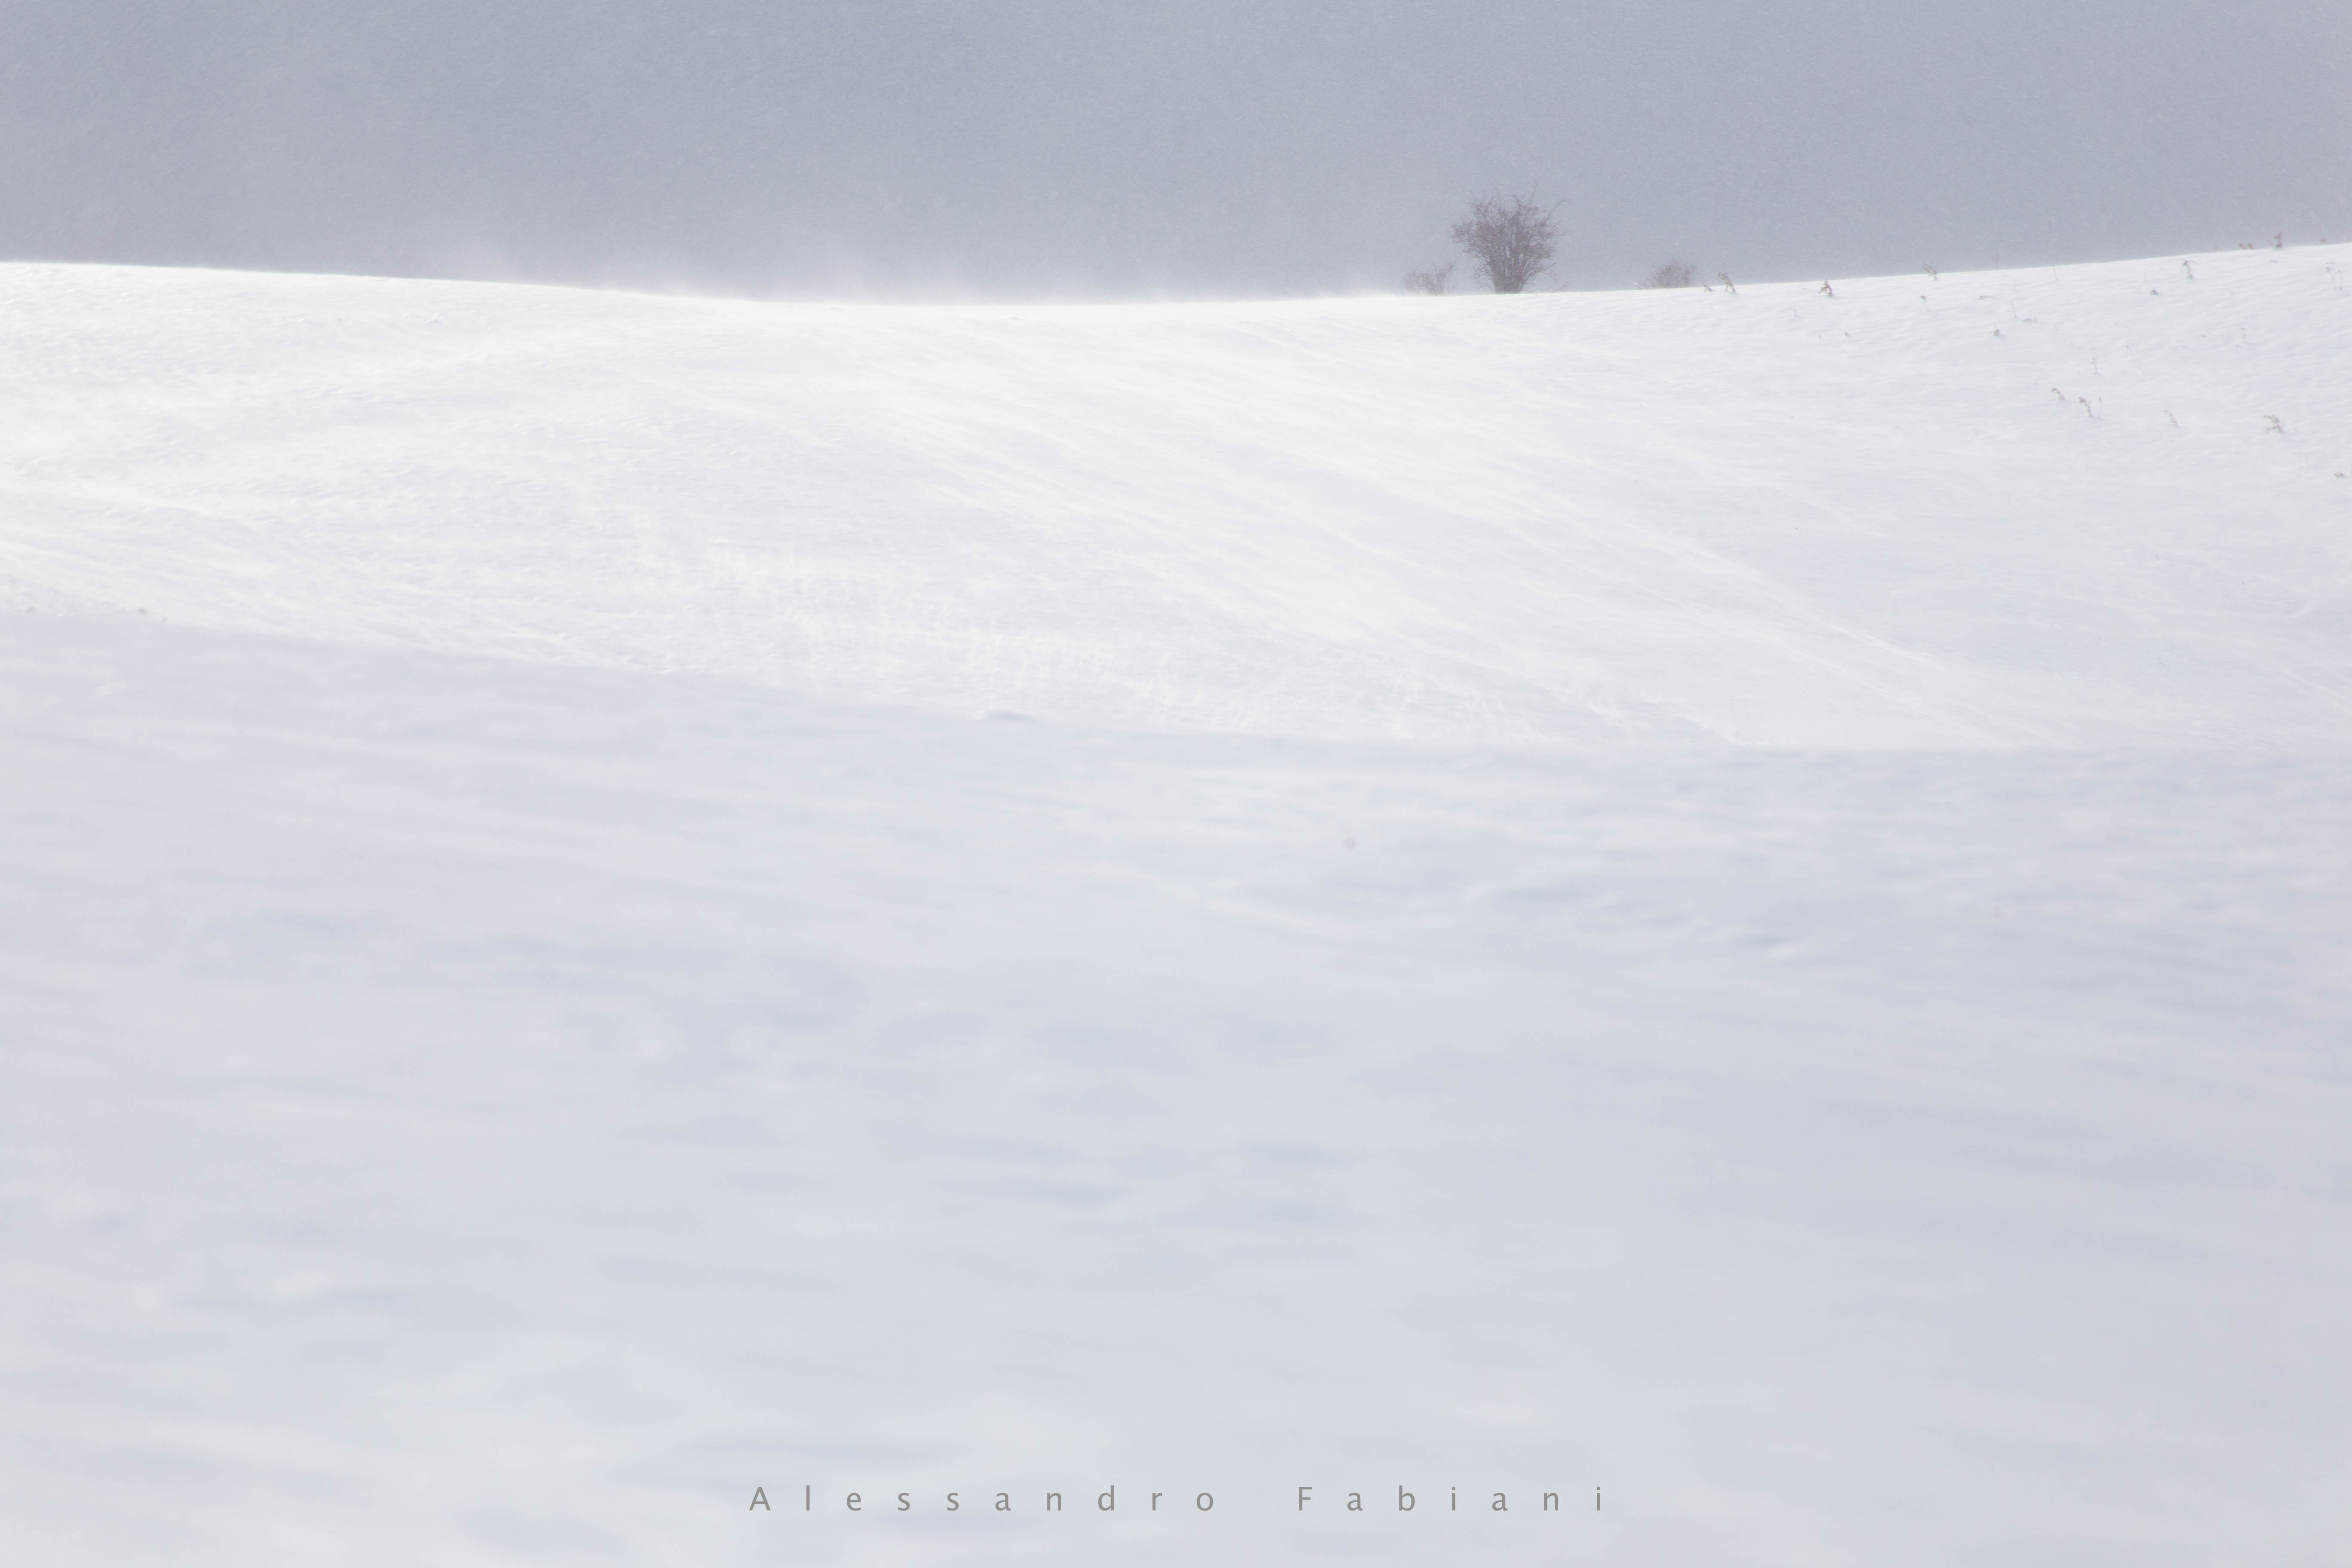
[2,1,2346,296]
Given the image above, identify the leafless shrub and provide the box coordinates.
[1404,263,1455,295]
[1450,192,1560,294]
[1640,260,1698,290]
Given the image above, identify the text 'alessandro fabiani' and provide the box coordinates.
[750,1485,1603,1513]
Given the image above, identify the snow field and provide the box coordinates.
[3,247,2347,747]
[1,248,2349,1566]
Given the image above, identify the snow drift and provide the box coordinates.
[6,250,2348,747]
[2,249,2348,1568]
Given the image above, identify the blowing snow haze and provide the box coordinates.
[3,0,2348,296]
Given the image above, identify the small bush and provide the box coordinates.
[1641,260,1698,290]
[1404,264,1455,295]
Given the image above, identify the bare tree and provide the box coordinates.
[1450,192,1559,294]
[1404,263,1455,295]
[1640,260,1697,289]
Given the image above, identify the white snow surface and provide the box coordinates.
[2,250,2349,1566]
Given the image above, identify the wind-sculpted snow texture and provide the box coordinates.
[2,251,2348,1566]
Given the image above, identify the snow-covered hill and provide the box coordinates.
[2,252,2348,1568]
[6,250,2348,746]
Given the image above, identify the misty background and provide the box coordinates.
[2,0,2347,298]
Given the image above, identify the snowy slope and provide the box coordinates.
[2,252,2349,1568]
[3,250,2348,746]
